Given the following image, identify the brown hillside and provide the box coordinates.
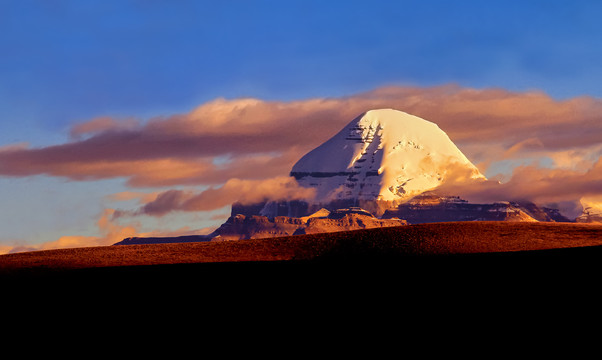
[2,222,602,275]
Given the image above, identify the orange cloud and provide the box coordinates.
[69,116,139,139]
[0,84,600,198]
[437,158,602,217]
[0,85,602,183]
[2,209,137,254]
[41,209,137,250]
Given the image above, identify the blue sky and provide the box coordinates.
[2,0,602,142]
[1,0,602,250]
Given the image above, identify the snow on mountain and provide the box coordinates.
[229,108,569,224]
[291,109,484,203]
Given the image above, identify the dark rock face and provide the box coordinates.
[211,214,305,241]
[380,194,570,224]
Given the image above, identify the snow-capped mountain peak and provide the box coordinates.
[291,109,484,203]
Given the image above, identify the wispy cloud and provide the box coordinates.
[69,116,140,139]
[115,176,316,218]
[2,208,213,254]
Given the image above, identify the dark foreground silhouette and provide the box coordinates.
[2,222,602,283]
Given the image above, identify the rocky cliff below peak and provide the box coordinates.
[211,208,407,241]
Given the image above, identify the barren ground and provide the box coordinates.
[2,222,602,275]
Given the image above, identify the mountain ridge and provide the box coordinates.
[116,109,577,246]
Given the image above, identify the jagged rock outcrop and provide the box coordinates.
[210,208,407,241]
[209,214,305,241]
[294,212,406,235]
